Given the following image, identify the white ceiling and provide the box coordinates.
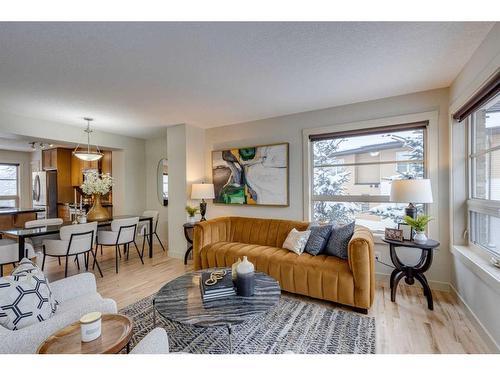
[0,22,494,139]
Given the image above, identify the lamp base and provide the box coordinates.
[200,200,207,221]
[404,203,417,219]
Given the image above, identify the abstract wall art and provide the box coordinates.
[211,143,289,206]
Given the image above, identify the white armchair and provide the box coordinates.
[130,327,170,354]
[0,272,117,354]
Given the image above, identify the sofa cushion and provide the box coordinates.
[199,240,355,306]
[56,292,114,316]
[323,222,355,260]
[282,228,311,255]
[304,224,332,255]
[0,258,58,330]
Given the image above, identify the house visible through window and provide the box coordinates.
[310,124,426,232]
[466,91,500,257]
[0,163,19,208]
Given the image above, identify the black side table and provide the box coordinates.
[183,222,197,265]
[382,238,440,310]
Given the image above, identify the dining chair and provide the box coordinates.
[42,222,102,278]
[25,218,64,265]
[137,210,166,254]
[0,239,36,277]
[97,217,142,273]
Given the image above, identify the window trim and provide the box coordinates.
[302,111,440,239]
[452,70,500,122]
[309,123,427,227]
[465,95,500,257]
[0,163,20,208]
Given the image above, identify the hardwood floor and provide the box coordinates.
[17,244,490,354]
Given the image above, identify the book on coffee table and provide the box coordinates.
[200,270,236,301]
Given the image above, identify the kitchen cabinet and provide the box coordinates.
[57,204,71,222]
[101,150,112,175]
[42,149,58,170]
[42,148,73,204]
[71,150,112,186]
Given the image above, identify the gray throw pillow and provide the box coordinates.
[304,224,332,255]
[323,222,355,260]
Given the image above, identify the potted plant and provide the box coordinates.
[185,205,199,224]
[403,214,433,244]
[81,171,114,221]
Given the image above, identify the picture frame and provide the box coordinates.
[385,228,404,242]
[211,142,289,206]
[398,223,413,241]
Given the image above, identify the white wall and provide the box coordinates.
[204,88,451,286]
[145,130,168,245]
[449,23,500,352]
[0,111,146,216]
[167,124,187,258]
[166,124,206,258]
[0,150,33,208]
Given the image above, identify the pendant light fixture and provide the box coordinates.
[73,117,103,161]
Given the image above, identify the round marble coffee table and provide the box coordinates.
[153,269,281,353]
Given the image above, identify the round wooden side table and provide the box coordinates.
[37,314,133,354]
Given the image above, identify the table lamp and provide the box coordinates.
[191,183,215,221]
[390,179,433,218]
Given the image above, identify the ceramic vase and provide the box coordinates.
[236,256,255,296]
[413,230,428,244]
[86,194,110,221]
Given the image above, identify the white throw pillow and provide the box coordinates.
[282,228,311,255]
[0,258,58,330]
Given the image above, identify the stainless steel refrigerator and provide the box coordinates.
[32,171,58,219]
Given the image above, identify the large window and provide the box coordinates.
[310,124,426,232]
[0,164,19,208]
[467,92,500,257]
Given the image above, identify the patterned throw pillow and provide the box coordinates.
[304,224,333,255]
[282,228,311,255]
[323,222,355,260]
[0,258,58,330]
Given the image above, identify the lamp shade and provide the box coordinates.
[191,183,215,200]
[390,179,433,203]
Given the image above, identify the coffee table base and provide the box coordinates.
[153,304,234,354]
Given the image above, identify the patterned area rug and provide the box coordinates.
[120,294,376,354]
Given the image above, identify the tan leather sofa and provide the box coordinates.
[193,216,375,312]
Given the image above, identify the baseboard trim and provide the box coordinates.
[375,272,450,291]
[167,250,185,260]
[449,283,500,354]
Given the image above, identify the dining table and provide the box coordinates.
[0,215,154,262]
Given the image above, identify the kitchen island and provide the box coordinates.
[0,208,45,231]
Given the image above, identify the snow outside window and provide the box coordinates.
[311,126,426,232]
[0,164,19,208]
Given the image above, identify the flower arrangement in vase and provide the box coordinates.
[81,171,114,221]
[403,214,433,244]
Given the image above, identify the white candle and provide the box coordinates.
[80,196,82,212]
[74,189,77,208]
